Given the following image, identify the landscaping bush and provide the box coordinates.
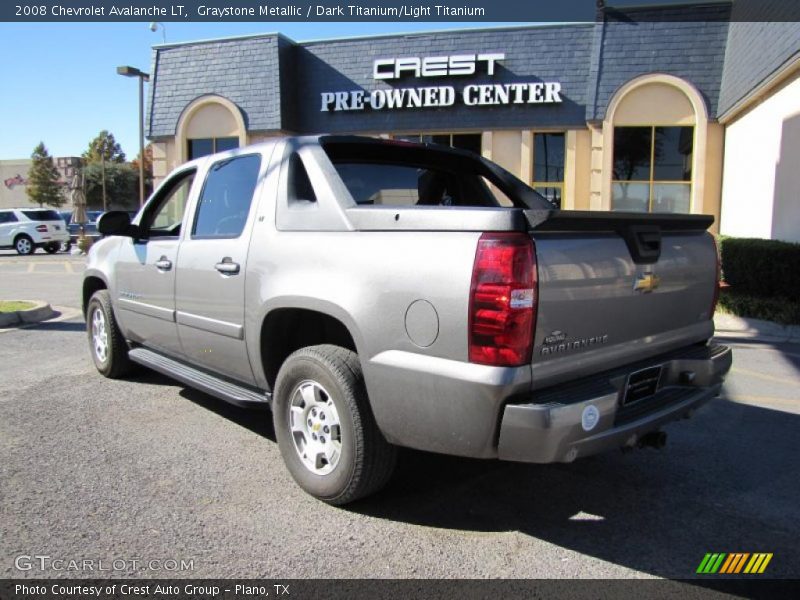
[718,290,800,325]
[719,237,800,298]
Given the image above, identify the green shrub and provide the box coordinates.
[718,290,800,325]
[719,237,800,299]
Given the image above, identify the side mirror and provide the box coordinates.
[96,211,132,236]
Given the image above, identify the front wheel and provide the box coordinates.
[273,345,397,505]
[86,290,134,378]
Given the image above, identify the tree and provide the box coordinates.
[83,162,138,210]
[131,144,154,198]
[26,142,65,208]
[82,130,126,164]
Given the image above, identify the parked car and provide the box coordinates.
[83,136,731,504]
[0,208,70,255]
[59,210,104,242]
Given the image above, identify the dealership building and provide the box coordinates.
[145,1,800,241]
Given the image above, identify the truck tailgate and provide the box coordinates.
[527,211,718,390]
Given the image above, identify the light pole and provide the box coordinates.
[117,65,150,208]
[149,21,166,43]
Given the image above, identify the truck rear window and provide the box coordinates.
[321,137,551,210]
[22,210,61,221]
[332,162,499,207]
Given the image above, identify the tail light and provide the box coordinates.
[710,235,721,317]
[36,225,48,232]
[469,232,537,367]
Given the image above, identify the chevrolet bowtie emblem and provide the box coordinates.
[634,272,660,293]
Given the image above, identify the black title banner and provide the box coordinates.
[3,579,800,600]
[3,0,800,23]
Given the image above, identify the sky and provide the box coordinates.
[0,21,526,161]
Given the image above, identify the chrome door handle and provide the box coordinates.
[215,259,240,275]
[155,258,172,271]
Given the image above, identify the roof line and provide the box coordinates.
[153,31,292,50]
[151,22,593,51]
[297,22,591,46]
[605,0,730,12]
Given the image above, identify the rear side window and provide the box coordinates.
[193,154,261,238]
[0,211,18,224]
[333,162,496,207]
[22,210,61,221]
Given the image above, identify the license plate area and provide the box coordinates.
[623,365,663,406]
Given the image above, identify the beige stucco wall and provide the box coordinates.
[720,70,800,242]
[613,82,695,126]
[0,160,33,209]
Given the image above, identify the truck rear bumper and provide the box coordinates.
[497,343,732,463]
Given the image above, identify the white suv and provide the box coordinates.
[0,208,70,255]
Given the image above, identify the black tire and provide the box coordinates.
[14,234,34,255]
[60,241,72,253]
[44,243,59,254]
[273,344,397,505]
[86,290,135,378]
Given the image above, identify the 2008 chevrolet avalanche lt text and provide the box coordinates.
[82,136,732,504]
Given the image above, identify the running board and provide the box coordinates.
[128,347,271,408]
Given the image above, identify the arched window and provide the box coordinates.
[603,75,709,214]
[175,96,246,163]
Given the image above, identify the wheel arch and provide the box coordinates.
[82,272,109,316]
[256,300,365,392]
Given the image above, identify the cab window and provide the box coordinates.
[144,170,196,238]
[192,154,262,239]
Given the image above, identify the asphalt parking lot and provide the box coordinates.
[1,250,799,580]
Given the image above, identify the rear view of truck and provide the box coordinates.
[316,136,731,470]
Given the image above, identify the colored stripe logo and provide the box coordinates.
[697,553,773,574]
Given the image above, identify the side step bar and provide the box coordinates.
[128,347,271,408]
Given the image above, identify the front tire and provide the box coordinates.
[87,290,134,378]
[15,235,34,255]
[273,345,397,505]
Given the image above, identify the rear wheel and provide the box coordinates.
[44,243,59,254]
[87,290,134,378]
[60,241,72,253]
[273,344,396,505]
[14,235,34,255]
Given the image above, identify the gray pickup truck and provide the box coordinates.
[84,136,731,504]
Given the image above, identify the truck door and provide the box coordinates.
[114,167,197,357]
[174,152,265,385]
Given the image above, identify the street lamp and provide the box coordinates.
[149,21,166,43]
[117,65,150,208]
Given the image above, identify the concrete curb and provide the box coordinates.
[0,301,56,327]
[714,313,800,344]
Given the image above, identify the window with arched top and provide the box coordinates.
[604,76,708,214]
[176,96,246,163]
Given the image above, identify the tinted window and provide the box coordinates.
[613,127,652,181]
[334,162,496,207]
[653,126,693,181]
[193,154,261,238]
[215,137,239,153]
[0,211,18,224]
[188,139,213,160]
[22,210,61,221]
[288,153,316,203]
[147,171,196,236]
